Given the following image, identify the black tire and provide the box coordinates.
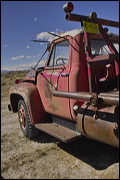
[18,99,39,139]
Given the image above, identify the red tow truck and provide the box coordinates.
[8,2,119,147]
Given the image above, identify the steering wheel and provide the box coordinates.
[56,58,68,66]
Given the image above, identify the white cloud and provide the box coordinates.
[11,56,18,60]
[11,55,25,60]
[19,55,25,58]
[3,44,8,48]
[36,29,64,42]
[55,29,64,33]
[26,55,32,59]
[11,54,38,61]
[34,17,37,22]
[36,32,55,42]
[26,45,30,49]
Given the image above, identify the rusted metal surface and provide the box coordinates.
[68,33,89,120]
[18,104,27,130]
[98,94,119,106]
[35,123,81,142]
[9,82,46,124]
[36,36,75,121]
[97,20,119,87]
[53,91,93,101]
[83,26,119,94]
[84,32,92,93]
[77,102,119,147]
[53,91,119,106]
[87,54,119,62]
[65,13,119,28]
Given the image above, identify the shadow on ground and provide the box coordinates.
[58,136,119,170]
[32,130,119,171]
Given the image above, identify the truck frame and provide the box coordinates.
[8,2,119,147]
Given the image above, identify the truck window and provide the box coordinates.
[91,40,119,55]
[48,40,69,67]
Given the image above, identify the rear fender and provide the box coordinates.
[9,82,46,125]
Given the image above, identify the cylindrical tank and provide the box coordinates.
[77,102,119,147]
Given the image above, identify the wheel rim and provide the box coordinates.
[18,105,26,130]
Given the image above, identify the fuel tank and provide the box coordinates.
[77,102,119,147]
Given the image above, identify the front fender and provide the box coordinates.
[9,82,46,124]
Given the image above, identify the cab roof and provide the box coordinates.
[54,29,83,40]
[54,28,119,40]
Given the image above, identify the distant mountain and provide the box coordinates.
[1,70,9,73]
[1,69,31,73]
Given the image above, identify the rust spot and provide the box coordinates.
[49,103,58,112]
[44,81,53,99]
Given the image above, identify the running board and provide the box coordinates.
[35,123,81,142]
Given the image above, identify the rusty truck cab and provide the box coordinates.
[37,29,119,121]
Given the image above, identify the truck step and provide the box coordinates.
[35,123,81,142]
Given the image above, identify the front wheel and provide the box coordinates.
[18,99,39,139]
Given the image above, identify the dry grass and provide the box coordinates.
[1,71,29,98]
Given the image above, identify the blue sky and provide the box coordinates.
[1,1,119,71]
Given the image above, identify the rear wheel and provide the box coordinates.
[18,99,39,139]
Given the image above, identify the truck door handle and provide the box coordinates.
[61,73,69,77]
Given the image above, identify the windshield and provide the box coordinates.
[91,40,119,55]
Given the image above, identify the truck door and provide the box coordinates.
[38,38,73,120]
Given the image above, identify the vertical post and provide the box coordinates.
[84,32,92,93]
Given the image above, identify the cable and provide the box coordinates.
[82,102,91,139]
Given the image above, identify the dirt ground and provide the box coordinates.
[1,96,119,179]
